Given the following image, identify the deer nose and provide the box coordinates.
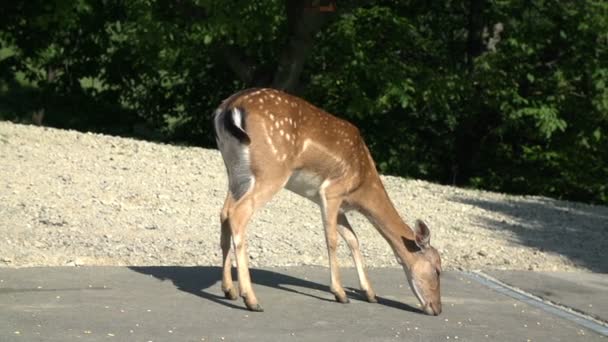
[423,302,442,316]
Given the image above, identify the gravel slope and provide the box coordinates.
[1,121,606,272]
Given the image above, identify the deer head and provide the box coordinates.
[405,220,442,315]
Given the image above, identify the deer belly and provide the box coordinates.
[285,170,325,199]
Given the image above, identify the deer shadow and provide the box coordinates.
[129,266,422,314]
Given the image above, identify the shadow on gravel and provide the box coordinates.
[450,196,608,272]
[129,266,421,314]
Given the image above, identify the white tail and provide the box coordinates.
[214,88,442,315]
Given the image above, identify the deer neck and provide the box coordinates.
[355,179,418,268]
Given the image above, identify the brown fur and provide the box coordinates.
[215,88,442,315]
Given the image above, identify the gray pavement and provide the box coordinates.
[487,270,608,322]
[0,266,605,341]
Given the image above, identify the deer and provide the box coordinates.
[213,88,442,315]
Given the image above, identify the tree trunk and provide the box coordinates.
[219,1,338,93]
[465,0,486,69]
[271,0,334,93]
[452,0,487,184]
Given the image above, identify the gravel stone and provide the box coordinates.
[1,122,606,272]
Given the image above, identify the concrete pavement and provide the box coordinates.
[0,266,606,341]
[486,270,608,322]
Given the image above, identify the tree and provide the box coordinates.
[1,0,606,203]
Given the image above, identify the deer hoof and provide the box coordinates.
[223,288,238,300]
[246,303,264,312]
[335,294,350,304]
[366,293,378,303]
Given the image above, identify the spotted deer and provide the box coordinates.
[213,88,442,315]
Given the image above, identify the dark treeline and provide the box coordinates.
[1,0,607,204]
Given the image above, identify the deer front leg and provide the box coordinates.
[220,193,238,300]
[337,213,377,303]
[321,195,349,303]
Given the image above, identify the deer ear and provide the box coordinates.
[414,220,431,249]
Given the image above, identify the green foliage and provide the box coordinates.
[471,0,608,203]
[0,0,606,204]
[305,0,608,204]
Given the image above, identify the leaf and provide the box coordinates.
[526,73,535,83]
[203,34,213,45]
[593,128,602,141]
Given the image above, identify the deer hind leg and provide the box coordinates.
[220,192,238,300]
[225,176,287,312]
[337,213,377,303]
